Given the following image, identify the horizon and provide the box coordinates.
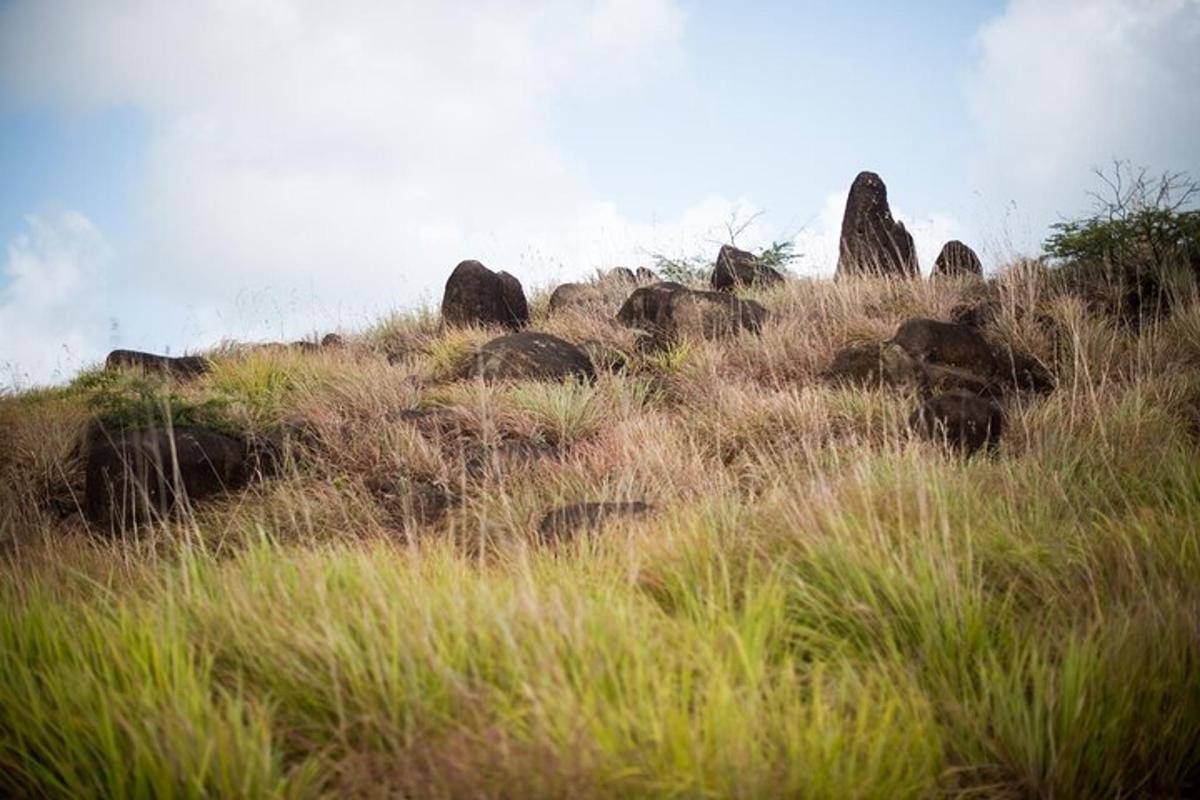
[2,0,1198,387]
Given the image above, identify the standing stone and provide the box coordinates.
[441,260,529,330]
[710,245,784,292]
[932,241,984,278]
[836,171,918,278]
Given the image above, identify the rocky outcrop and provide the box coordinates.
[441,260,529,330]
[616,283,767,346]
[910,391,1004,456]
[710,245,784,292]
[105,350,212,379]
[83,424,254,528]
[836,171,918,278]
[538,501,652,542]
[932,241,983,278]
[468,332,595,382]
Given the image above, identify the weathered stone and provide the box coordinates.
[83,424,251,528]
[635,267,659,283]
[578,340,628,373]
[836,171,918,278]
[365,474,456,526]
[468,332,595,382]
[538,501,652,542]
[710,245,784,292]
[105,349,212,379]
[606,267,638,284]
[320,333,345,348]
[891,318,999,378]
[932,240,983,278]
[548,282,604,313]
[994,348,1056,395]
[910,391,1004,456]
[821,342,924,389]
[616,283,766,344]
[441,260,529,330]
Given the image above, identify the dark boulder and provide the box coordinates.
[441,260,529,330]
[548,282,603,313]
[932,241,983,278]
[711,245,784,292]
[636,267,659,283]
[467,332,595,382]
[538,501,652,543]
[891,318,999,378]
[821,342,924,389]
[83,424,252,528]
[606,267,638,284]
[105,349,212,379]
[365,474,456,527]
[616,283,766,345]
[836,171,918,278]
[994,348,1056,395]
[320,333,345,348]
[910,391,1004,456]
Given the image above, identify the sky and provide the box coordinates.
[1,0,1198,387]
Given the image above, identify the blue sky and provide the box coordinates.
[1,0,1197,386]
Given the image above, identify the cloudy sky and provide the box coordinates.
[1,0,1198,386]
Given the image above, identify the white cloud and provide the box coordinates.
[0,0,688,373]
[969,0,1200,231]
[0,212,112,388]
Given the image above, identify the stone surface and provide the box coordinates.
[635,267,659,283]
[105,350,212,379]
[710,245,784,292]
[441,260,529,330]
[821,342,924,389]
[606,267,637,284]
[836,171,918,278]
[538,501,652,542]
[467,332,595,382]
[932,240,984,278]
[548,282,604,313]
[910,391,1004,456]
[83,424,251,527]
[616,283,766,345]
[890,318,999,378]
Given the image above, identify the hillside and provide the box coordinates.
[2,259,1200,798]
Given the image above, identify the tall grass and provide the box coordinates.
[1,267,1199,797]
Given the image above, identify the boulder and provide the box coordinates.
[441,260,529,330]
[105,349,212,379]
[606,267,638,284]
[821,342,925,389]
[910,391,1004,456]
[83,424,252,528]
[710,245,784,292]
[548,282,604,313]
[932,240,983,278]
[320,333,345,348]
[835,171,918,278]
[467,332,595,382]
[890,318,999,379]
[364,474,456,526]
[636,267,660,283]
[616,283,767,345]
[538,501,652,543]
[994,348,1056,395]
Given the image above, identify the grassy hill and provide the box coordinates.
[2,265,1199,798]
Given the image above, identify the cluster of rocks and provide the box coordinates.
[79,169,1038,534]
[822,317,1053,455]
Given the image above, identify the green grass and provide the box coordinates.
[2,269,1199,797]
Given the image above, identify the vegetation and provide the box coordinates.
[2,259,1200,798]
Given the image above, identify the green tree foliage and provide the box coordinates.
[1044,160,1200,274]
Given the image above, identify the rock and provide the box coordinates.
[636,267,659,283]
[821,342,925,389]
[994,348,1056,394]
[105,349,212,379]
[890,318,999,378]
[616,283,767,345]
[910,391,1004,456]
[578,340,628,373]
[463,439,560,479]
[365,474,455,526]
[441,260,529,330]
[320,333,345,348]
[548,282,604,313]
[836,171,919,278]
[467,332,595,382]
[83,424,252,527]
[606,267,638,284]
[710,245,784,292]
[538,501,652,542]
[932,240,983,278]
